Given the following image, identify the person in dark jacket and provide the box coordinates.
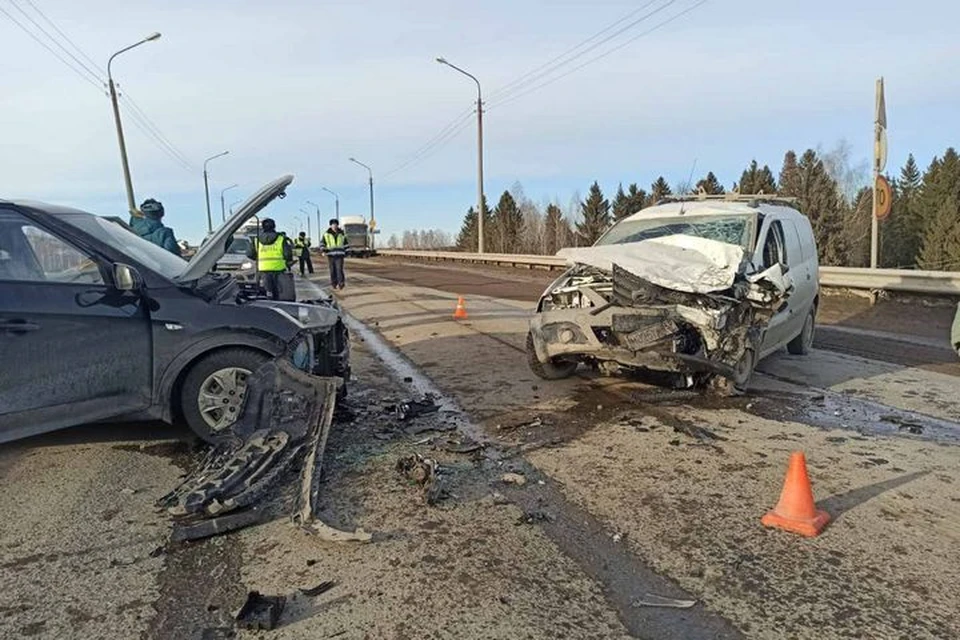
[294,231,314,277]
[246,218,294,300]
[131,199,181,256]
[321,219,348,289]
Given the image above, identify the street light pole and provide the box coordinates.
[300,208,312,241]
[437,56,485,253]
[348,158,375,250]
[306,201,322,245]
[320,187,340,220]
[107,32,161,216]
[220,183,239,222]
[203,151,229,233]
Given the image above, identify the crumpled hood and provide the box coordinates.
[558,235,746,294]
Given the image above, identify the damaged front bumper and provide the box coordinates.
[530,262,785,380]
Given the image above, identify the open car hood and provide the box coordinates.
[176,175,293,282]
[558,234,747,294]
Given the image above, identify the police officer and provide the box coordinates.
[294,231,314,277]
[321,218,348,289]
[246,218,293,300]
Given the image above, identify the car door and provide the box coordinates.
[780,218,816,331]
[0,208,153,442]
[754,216,793,356]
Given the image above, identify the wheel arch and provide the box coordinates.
[157,333,284,423]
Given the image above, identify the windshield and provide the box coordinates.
[344,224,367,236]
[65,214,187,279]
[226,236,252,255]
[596,214,754,249]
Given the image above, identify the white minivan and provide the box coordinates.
[527,196,819,391]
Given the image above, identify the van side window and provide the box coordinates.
[781,220,804,265]
[761,220,787,269]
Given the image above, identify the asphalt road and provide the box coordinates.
[2,264,957,640]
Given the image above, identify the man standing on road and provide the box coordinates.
[247,218,293,300]
[131,198,181,256]
[294,231,314,277]
[321,218,348,290]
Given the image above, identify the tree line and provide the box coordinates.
[427,143,960,269]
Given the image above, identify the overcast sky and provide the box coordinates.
[2,0,958,244]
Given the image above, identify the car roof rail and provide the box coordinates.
[656,186,799,209]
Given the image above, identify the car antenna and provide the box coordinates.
[679,157,697,215]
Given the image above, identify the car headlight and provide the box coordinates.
[240,261,254,270]
[291,335,314,370]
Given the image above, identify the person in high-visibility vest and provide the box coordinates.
[321,218,349,290]
[246,218,293,300]
[294,231,314,277]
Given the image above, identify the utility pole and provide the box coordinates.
[349,158,376,250]
[437,57,485,253]
[107,32,161,216]
[321,187,340,219]
[299,208,312,241]
[203,151,229,233]
[220,184,238,222]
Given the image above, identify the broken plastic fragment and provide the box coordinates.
[632,593,697,609]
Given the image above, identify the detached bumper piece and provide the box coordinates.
[236,591,286,631]
[158,360,344,543]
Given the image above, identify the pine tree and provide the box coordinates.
[695,171,725,195]
[881,154,923,267]
[916,149,960,268]
[647,177,672,206]
[455,207,478,251]
[738,160,778,194]
[843,186,873,267]
[918,196,960,270]
[455,196,492,251]
[493,190,523,253]
[577,181,611,245]
[778,149,848,265]
[544,203,563,255]
[612,183,631,221]
[626,183,647,215]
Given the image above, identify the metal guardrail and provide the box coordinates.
[376,250,960,296]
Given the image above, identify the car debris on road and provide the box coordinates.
[158,359,370,544]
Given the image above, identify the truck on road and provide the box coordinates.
[339,215,375,258]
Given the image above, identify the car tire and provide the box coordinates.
[179,348,270,442]
[526,332,577,380]
[787,308,816,355]
[732,347,756,392]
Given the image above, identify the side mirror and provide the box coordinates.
[114,263,143,291]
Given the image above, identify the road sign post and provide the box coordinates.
[870,77,887,268]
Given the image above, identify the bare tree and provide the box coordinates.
[819,139,869,204]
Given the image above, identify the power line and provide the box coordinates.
[5,0,103,85]
[0,2,103,92]
[2,0,196,172]
[489,0,708,111]
[488,0,679,105]
[382,106,476,178]
[487,0,661,102]
[19,0,105,75]
[119,91,196,170]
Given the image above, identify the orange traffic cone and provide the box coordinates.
[761,451,830,537]
[453,296,468,320]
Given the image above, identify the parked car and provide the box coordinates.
[0,175,349,444]
[213,232,258,283]
[527,196,819,391]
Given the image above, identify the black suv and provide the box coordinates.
[0,175,349,443]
